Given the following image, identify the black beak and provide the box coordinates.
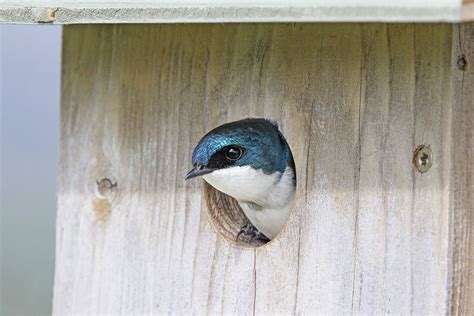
[185,165,214,180]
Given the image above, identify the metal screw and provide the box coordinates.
[96,178,117,196]
[413,145,433,173]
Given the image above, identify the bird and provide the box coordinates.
[185,118,296,243]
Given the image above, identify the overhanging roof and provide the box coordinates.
[1,1,472,24]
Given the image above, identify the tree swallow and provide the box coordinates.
[185,118,296,243]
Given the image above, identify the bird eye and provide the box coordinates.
[225,146,243,161]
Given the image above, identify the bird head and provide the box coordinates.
[185,118,295,202]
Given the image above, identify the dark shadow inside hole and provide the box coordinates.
[204,182,268,248]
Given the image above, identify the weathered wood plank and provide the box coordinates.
[0,0,466,24]
[373,24,416,313]
[253,24,318,314]
[55,23,462,314]
[464,1,474,21]
[351,23,394,313]
[55,24,257,315]
[351,24,452,314]
[411,24,453,313]
[294,24,363,313]
[450,22,474,316]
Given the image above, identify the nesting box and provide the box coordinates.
[2,1,473,314]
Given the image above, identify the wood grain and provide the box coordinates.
[450,22,474,316]
[55,23,464,314]
[463,2,474,21]
[0,1,464,24]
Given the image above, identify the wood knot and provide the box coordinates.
[96,178,117,197]
[92,178,117,222]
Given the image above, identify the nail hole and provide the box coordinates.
[456,54,468,71]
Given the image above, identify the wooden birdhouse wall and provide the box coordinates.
[54,23,473,314]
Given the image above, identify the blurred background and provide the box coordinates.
[1,25,62,315]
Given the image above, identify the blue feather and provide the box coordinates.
[192,118,294,176]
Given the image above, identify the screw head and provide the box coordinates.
[413,145,433,173]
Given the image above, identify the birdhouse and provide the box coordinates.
[2,1,473,314]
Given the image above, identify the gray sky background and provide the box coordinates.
[1,25,62,315]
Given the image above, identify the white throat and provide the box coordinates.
[203,165,295,239]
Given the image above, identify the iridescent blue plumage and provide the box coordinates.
[192,118,294,175]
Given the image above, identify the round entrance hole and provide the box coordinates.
[204,180,296,248]
[188,118,297,248]
[203,156,297,247]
